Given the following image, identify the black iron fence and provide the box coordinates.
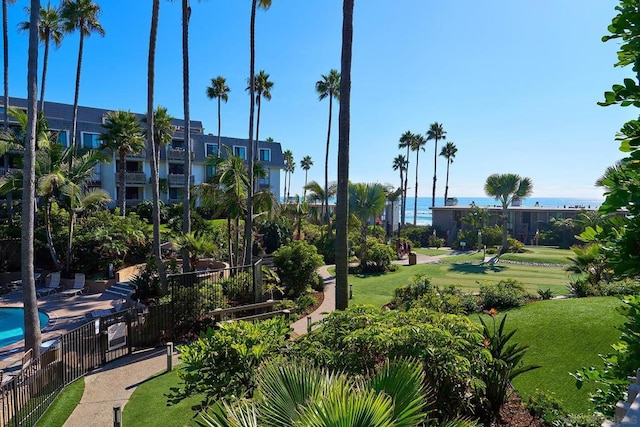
[0,260,265,426]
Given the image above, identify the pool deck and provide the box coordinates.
[0,289,122,372]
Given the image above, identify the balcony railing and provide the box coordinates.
[167,148,195,161]
[126,149,147,159]
[118,171,147,185]
[168,174,194,187]
[0,167,21,176]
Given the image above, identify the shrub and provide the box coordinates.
[391,275,478,315]
[273,241,324,298]
[258,220,292,254]
[537,288,555,300]
[525,390,566,425]
[428,234,444,248]
[361,241,395,273]
[294,293,317,313]
[219,272,253,304]
[314,233,335,264]
[400,225,435,248]
[479,279,529,309]
[506,237,525,253]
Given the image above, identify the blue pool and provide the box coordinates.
[0,308,49,348]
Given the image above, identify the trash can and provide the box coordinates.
[408,252,417,265]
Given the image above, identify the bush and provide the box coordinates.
[391,275,478,314]
[219,272,253,304]
[506,237,525,253]
[537,288,555,300]
[400,225,435,248]
[258,220,292,254]
[361,241,395,273]
[569,277,640,297]
[294,293,317,313]
[525,390,566,425]
[273,241,324,298]
[479,279,529,309]
[428,234,444,248]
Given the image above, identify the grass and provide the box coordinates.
[36,377,85,427]
[123,365,203,427]
[349,262,570,308]
[477,297,624,414]
[500,246,573,265]
[413,247,452,256]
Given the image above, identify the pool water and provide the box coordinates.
[0,308,49,348]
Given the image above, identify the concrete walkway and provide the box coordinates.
[290,264,336,336]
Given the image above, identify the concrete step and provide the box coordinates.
[105,282,137,298]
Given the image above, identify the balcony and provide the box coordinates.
[126,149,147,160]
[0,167,20,176]
[168,174,194,187]
[167,148,195,161]
[117,171,147,185]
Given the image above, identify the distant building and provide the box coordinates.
[0,97,285,207]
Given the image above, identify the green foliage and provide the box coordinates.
[428,234,444,248]
[129,199,169,224]
[479,279,529,310]
[273,241,323,298]
[400,225,436,248]
[572,295,640,416]
[258,220,292,254]
[313,232,335,264]
[362,240,395,273]
[390,275,479,314]
[177,317,291,404]
[478,313,540,418]
[505,238,525,253]
[537,288,555,300]
[525,390,566,425]
[480,225,502,247]
[569,276,640,298]
[130,258,164,301]
[219,272,253,304]
[294,293,317,313]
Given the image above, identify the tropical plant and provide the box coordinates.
[426,122,446,208]
[19,2,64,112]
[2,0,16,129]
[206,75,230,157]
[248,70,273,150]
[348,182,387,265]
[316,69,340,230]
[483,173,533,253]
[398,130,415,229]
[566,243,609,286]
[99,110,145,216]
[299,155,312,199]
[174,231,220,271]
[411,133,427,225]
[60,0,105,156]
[478,279,529,310]
[303,179,336,225]
[282,149,293,200]
[440,141,457,205]
[285,152,294,200]
[273,240,323,298]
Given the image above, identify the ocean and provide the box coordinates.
[404,197,604,226]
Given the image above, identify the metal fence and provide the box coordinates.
[0,260,264,426]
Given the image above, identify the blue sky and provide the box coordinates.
[4,0,636,199]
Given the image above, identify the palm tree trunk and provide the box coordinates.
[324,95,332,231]
[255,95,261,162]
[431,137,438,208]
[39,36,50,112]
[501,206,508,254]
[283,168,287,201]
[44,201,61,270]
[66,211,75,274]
[443,159,450,206]
[119,152,126,216]
[287,167,291,199]
[148,0,167,293]
[303,170,308,199]
[245,0,257,269]
[402,145,409,228]
[3,0,8,130]
[217,96,221,157]
[181,0,192,272]
[335,0,353,311]
[22,0,41,357]
[227,217,233,268]
[399,168,403,236]
[70,32,84,163]
[413,150,420,225]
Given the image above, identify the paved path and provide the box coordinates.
[290,264,336,337]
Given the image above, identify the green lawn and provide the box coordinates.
[500,246,573,265]
[37,378,85,427]
[350,262,570,308]
[123,366,203,427]
[413,247,453,256]
[476,297,623,414]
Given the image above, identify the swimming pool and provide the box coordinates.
[0,308,49,348]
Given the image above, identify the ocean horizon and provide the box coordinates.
[403,196,604,226]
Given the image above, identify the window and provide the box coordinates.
[206,165,216,180]
[259,169,270,187]
[259,148,271,162]
[169,164,185,175]
[205,143,218,157]
[53,130,68,147]
[169,188,184,200]
[82,133,101,149]
[125,187,142,200]
[171,139,184,150]
[233,146,247,159]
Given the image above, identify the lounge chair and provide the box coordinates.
[60,273,86,298]
[37,272,62,297]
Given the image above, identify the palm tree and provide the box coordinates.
[300,155,313,199]
[392,154,407,228]
[484,173,533,253]
[349,182,387,265]
[282,149,293,200]
[60,0,105,158]
[206,75,230,158]
[2,0,16,130]
[99,110,145,216]
[19,2,64,112]
[286,152,294,200]
[426,122,446,208]
[335,0,353,311]
[411,133,427,225]
[304,179,336,224]
[398,131,414,228]
[439,141,457,205]
[247,69,273,153]
[316,69,340,229]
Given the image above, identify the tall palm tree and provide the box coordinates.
[286,151,294,200]
[392,154,407,229]
[411,133,427,225]
[60,0,105,159]
[397,130,414,228]
[99,110,145,216]
[426,122,446,208]
[316,69,340,230]
[180,0,193,272]
[282,149,293,200]
[206,75,230,158]
[484,173,533,253]
[248,70,273,154]
[19,2,64,112]
[246,0,272,268]
[2,0,16,130]
[335,0,353,311]
[300,155,312,199]
[439,141,457,205]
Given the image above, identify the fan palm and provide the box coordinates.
[300,155,313,199]
[285,152,294,200]
[99,110,145,216]
[60,0,105,156]
[316,69,340,229]
[19,2,64,112]
[484,173,533,253]
[247,70,273,152]
[411,133,427,225]
[304,179,336,224]
[426,122,446,208]
[282,149,293,200]
[398,131,414,228]
[349,182,387,265]
[207,75,230,158]
[439,141,457,205]
[392,154,407,228]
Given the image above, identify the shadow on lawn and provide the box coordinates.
[447,262,506,275]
